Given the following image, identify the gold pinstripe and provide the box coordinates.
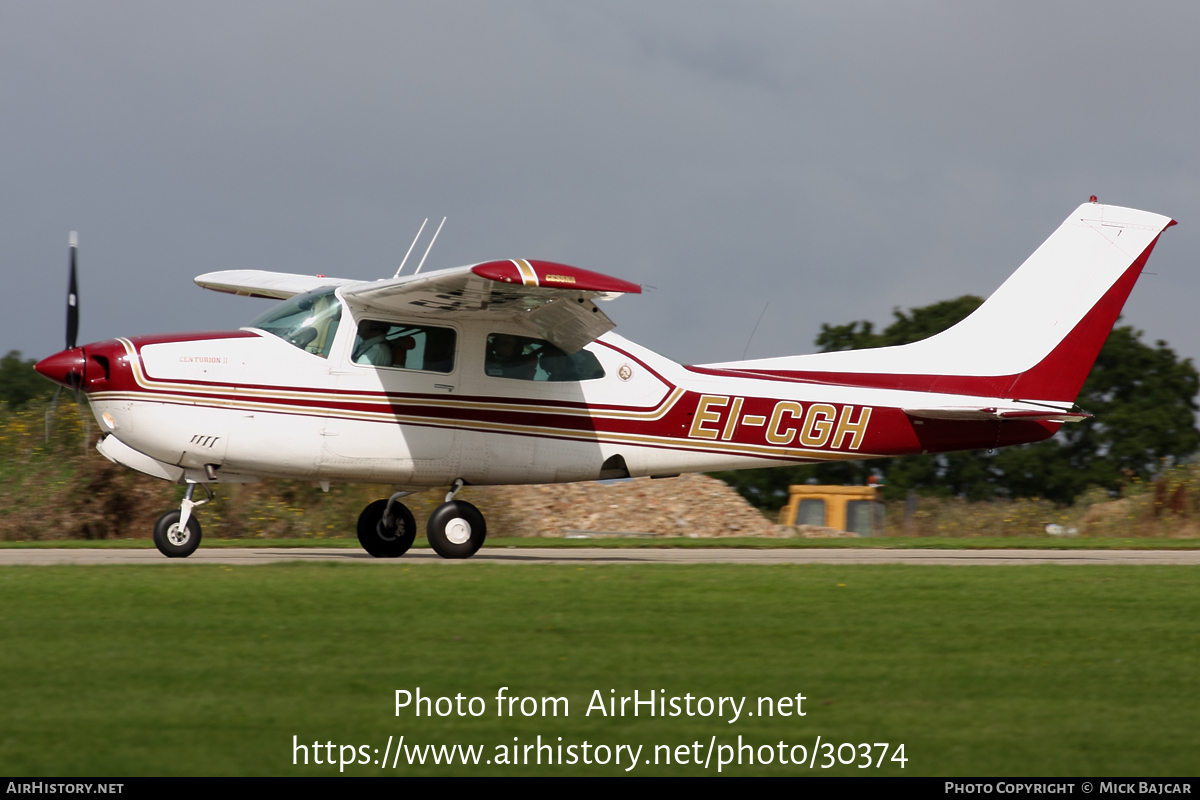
[103,339,882,462]
[110,339,683,422]
[514,259,539,287]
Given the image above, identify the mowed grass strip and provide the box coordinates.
[0,564,1196,776]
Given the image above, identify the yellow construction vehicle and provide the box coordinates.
[778,485,884,535]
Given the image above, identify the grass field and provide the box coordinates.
[1,563,1197,776]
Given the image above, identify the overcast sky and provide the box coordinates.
[3,2,1199,369]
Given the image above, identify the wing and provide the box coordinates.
[343,260,641,353]
[194,270,359,300]
[196,259,641,353]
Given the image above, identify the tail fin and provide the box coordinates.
[705,202,1175,403]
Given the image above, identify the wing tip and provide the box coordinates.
[472,260,641,294]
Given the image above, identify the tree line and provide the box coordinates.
[0,351,55,408]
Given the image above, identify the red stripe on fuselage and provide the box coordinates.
[85,327,1061,461]
[123,330,259,347]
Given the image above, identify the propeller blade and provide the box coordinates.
[44,385,63,442]
[45,232,82,443]
[75,387,91,454]
[67,231,79,350]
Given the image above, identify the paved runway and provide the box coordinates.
[1,547,1199,565]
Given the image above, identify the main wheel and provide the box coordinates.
[426,500,486,559]
[357,499,417,558]
[153,510,202,558]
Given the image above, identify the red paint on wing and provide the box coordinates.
[470,261,524,285]
[528,260,642,293]
[471,260,641,294]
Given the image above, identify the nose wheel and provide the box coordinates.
[153,510,202,558]
[153,483,211,558]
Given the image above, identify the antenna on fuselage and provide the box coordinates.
[393,218,429,278]
[412,217,446,276]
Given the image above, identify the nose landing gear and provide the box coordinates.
[152,483,212,558]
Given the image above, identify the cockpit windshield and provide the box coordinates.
[246,287,342,358]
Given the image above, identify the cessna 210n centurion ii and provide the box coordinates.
[35,201,1174,558]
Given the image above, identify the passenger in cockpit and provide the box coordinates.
[390,336,416,368]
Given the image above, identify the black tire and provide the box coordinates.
[357,499,417,558]
[153,510,202,558]
[426,500,486,559]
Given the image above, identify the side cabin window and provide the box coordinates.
[484,333,606,382]
[352,320,457,373]
[247,286,342,358]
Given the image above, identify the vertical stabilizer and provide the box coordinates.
[702,203,1175,402]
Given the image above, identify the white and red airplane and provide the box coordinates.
[35,201,1174,558]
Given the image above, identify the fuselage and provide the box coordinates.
[41,295,1059,489]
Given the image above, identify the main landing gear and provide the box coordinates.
[357,491,418,557]
[426,479,487,559]
[153,483,212,558]
[357,479,487,560]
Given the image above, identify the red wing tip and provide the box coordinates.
[472,260,641,294]
[1166,219,1178,228]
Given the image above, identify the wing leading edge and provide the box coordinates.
[193,270,359,300]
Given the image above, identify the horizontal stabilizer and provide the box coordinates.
[903,407,1092,423]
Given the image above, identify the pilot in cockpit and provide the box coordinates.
[486,335,538,380]
[353,320,393,366]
